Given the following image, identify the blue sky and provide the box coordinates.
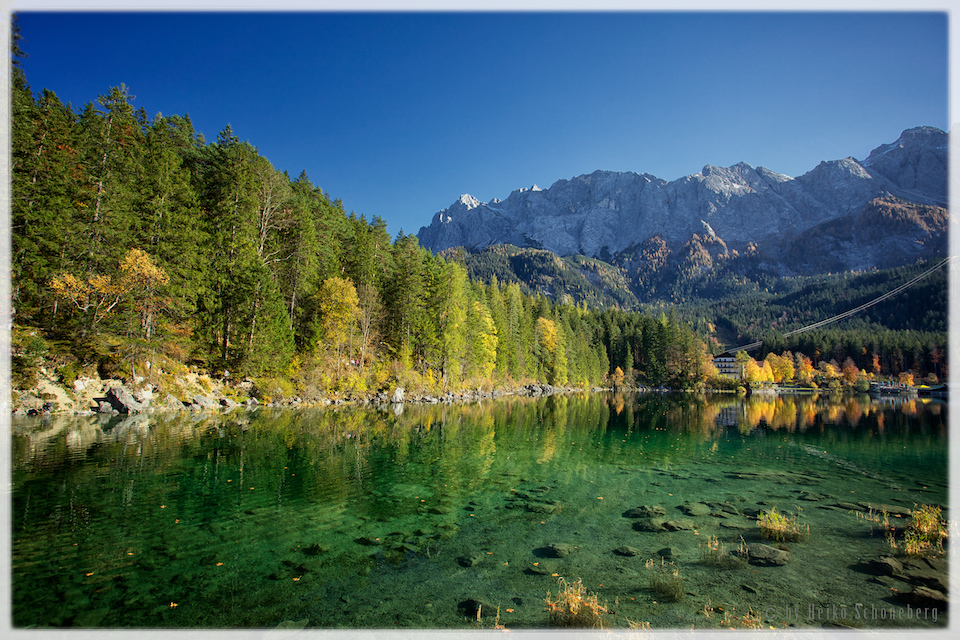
[12,5,950,238]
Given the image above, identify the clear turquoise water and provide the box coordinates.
[10,392,949,629]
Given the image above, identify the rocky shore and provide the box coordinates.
[10,367,591,417]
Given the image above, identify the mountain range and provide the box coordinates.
[417,127,948,305]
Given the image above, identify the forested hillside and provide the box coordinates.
[669,261,948,381]
[434,240,948,385]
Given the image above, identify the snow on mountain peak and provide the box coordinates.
[457,194,482,209]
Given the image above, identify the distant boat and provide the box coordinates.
[916,383,948,398]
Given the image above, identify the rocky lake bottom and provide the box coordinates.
[10,392,950,630]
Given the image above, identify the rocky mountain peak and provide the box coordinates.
[860,127,947,205]
[417,127,948,273]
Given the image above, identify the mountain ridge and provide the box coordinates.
[417,126,948,269]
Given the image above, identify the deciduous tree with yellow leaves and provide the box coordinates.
[49,248,169,338]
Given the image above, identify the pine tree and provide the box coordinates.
[193,125,263,367]
[140,114,206,326]
[385,232,426,365]
[10,87,84,322]
[77,85,147,275]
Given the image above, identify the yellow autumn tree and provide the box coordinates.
[469,300,498,386]
[50,248,169,337]
[49,272,124,328]
[760,359,775,384]
[765,351,795,384]
[535,317,567,385]
[819,360,842,383]
[795,354,816,386]
[611,366,625,389]
[743,357,763,385]
[119,248,170,339]
[317,276,360,378]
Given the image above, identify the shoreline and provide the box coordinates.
[9,367,600,417]
[11,368,929,418]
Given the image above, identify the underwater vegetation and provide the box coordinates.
[902,504,949,556]
[757,507,810,543]
[646,557,685,602]
[698,534,743,568]
[544,577,609,628]
[859,503,950,557]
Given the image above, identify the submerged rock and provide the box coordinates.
[522,501,559,514]
[656,547,680,559]
[744,543,790,566]
[526,562,556,575]
[680,502,712,516]
[623,505,666,518]
[859,502,913,517]
[632,518,667,533]
[457,553,484,567]
[900,586,948,608]
[458,598,493,618]
[613,546,643,557]
[301,543,328,556]
[868,556,904,576]
[540,542,577,558]
[902,568,949,592]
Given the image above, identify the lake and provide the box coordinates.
[10,392,949,630]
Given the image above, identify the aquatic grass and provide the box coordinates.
[720,607,766,629]
[544,577,608,628]
[853,506,907,554]
[856,506,892,533]
[902,505,947,556]
[757,507,809,543]
[645,558,684,602]
[698,535,742,568]
[735,535,750,562]
[471,603,506,630]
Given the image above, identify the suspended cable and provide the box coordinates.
[781,256,951,337]
[726,256,951,353]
